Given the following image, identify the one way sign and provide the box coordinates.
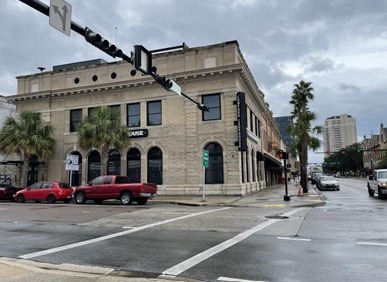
[49,0,72,36]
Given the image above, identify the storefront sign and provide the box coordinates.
[129,129,149,138]
[236,92,247,151]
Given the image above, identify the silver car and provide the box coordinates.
[318,176,340,191]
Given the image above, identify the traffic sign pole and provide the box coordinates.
[202,150,209,202]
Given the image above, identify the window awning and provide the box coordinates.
[264,153,283,170]
[256,151,265,161]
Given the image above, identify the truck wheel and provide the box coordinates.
[136,197,148,205]
[74,192,86,204]
[378,187,384,199]
[120,192,133,205]
[368,186,375,197]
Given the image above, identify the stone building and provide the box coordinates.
[6,41,284,195]
[0,95,19,185]
[362,123,387,171]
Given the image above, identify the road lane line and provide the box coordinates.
[19,207,231,259]
[162,207,306,276]
[217,276,267,282]
[357,242,387,246]
[277,237,311,242]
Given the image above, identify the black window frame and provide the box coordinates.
[204,142,224,184]
[202,93,221,121]
[127,103,141,128]
[70,109,82,132]
[147,100,162,126]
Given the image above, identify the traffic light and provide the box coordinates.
[154,74,182,95]
[277,150,288,159]
[84,27,123,58]
[133,45,153,75]
[197,104,209,112]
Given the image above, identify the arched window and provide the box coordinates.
[107,149,121,175]
[88,150,101,182]
[147,147,163,184]
[205,142,224,184]
[69,151,82,186]
[127,148,141,183]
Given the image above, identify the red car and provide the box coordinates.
[14,181,73,204]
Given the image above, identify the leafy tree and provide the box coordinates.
[77,107,131,176]
[323,143,364,175]
[289,81,322,193]
[0,111,55,186]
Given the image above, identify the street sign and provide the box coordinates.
[49,0,72,36]
[203,150,209,167]
[66,154,79,165]
[65,164,79,171]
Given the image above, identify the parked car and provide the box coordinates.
[73,175,157,205]
[14,181,73,204]
[0,183,23,201]
[367,169,387,199]
[311,172,323,184]
[317,176,340,191]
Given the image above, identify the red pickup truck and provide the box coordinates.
[73,175,157,205]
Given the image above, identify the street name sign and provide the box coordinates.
[203,150,209,167]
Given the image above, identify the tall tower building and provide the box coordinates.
[323,114,357,154]
[275,116,293,151]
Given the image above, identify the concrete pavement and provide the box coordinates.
[0,181,325,282]
[150,180,325,208]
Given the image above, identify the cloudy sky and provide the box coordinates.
[1,0,386,163]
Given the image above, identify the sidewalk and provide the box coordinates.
[0,182,325,282]
[150,181,326,208]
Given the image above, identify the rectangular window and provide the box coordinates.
[250,110,254,132]
[147,101,161,126]
[70,109,82,132]
[202,94,221,121]
[88,107,97,117]
[255,117,260,137]
[109,105,120,113]
[127,103,140,127]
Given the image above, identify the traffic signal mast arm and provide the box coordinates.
[19,0,209,112]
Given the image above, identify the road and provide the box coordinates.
[0,178,386,281]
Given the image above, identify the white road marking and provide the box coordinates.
[277,236,311,242]
[357,242,387,246]
[162,207,306,276]
[19,207,231,259]
[217,276,267,282]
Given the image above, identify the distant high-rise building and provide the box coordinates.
[275,116,293,151]
[323,114,357,154]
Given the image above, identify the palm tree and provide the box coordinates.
[289,81,322,193]
[0,111,55,187]
[77,107,131,176]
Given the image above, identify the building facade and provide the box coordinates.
[362,123,387,171]
[323,114,357,156]
[6,41,284,195]
[275,115,298,176]
[0,95,18,185]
